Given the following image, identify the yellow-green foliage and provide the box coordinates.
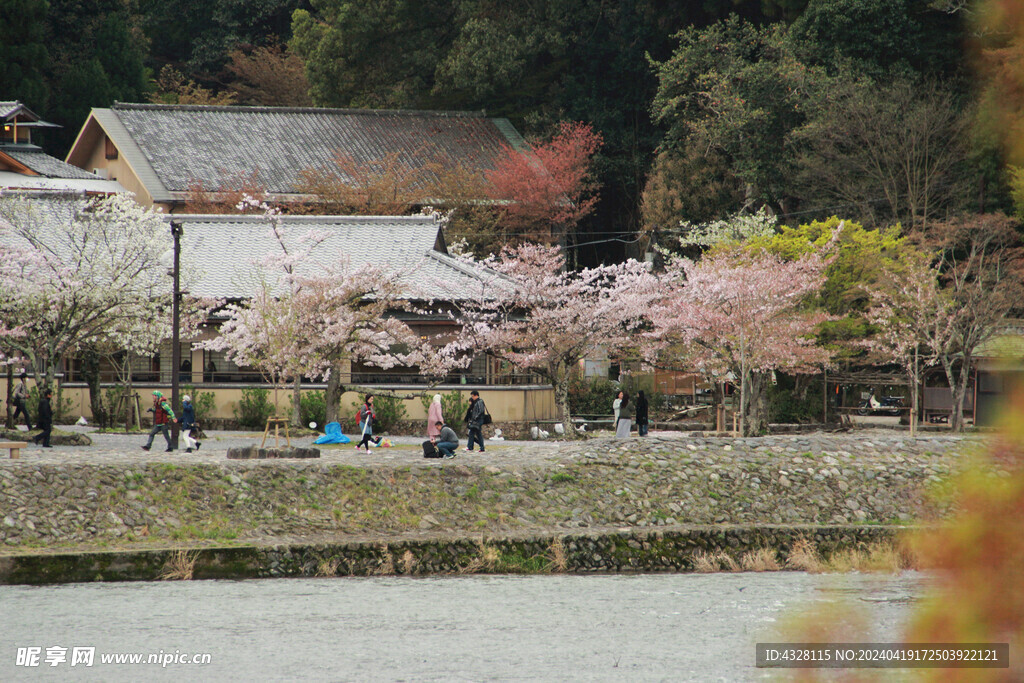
[722,216,906,354]
[1009,165,1024,222]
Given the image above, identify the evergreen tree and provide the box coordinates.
[43,0,150,153]
[0,0,50,110]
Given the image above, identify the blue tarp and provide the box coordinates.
[314,421,351,444]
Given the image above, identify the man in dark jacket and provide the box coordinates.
[464,390,487,453]
[32,387,53,448]
[432,421,460,458]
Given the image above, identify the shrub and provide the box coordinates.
[181,385,217,423]
[300,390,326,427]
[419,390,469,436]
[27,384,74,424]
[768,374,825,424]
[350,393,407,433]
[234,387,274,428]
[568,375,620,416]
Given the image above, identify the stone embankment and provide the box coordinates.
[0,524,903,584]
[0,433,977,551]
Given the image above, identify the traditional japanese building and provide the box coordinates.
[65,102,526,212]
[1,101,124,195]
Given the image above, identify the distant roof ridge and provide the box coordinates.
[111,102,488,118]
[168,213,438,224]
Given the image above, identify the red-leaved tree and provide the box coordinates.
[486,121,603,248]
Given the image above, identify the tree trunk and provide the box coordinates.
[940,355,970,433]
[81,348,108,429]
[949,356,973,433]
[291,375,303,428]
[125,350,135,432]
[4,364,12,429]
[325,364,343,424]
[742,371,770,436]
[553,374,574,438]
[713,381,725,431]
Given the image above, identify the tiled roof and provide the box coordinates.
[172,213,494,301]
[977,322,1024,360]
[0,102,23,119]
[0,196,496,304]
[3,147,100,179]
[101,103,527,200]
[0,172,126,194]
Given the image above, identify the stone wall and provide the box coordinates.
[0,524,904,585]
[0,435,967,549]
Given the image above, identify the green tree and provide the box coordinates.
[650,15,827,215]
[290,0,455,108]
[140,0,306,74]
[0,0,50,109]
[788,0,925,77]
[44,1,150,153]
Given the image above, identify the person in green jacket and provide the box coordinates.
[142,390,177,452]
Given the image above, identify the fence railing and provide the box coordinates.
[59,370,545,387]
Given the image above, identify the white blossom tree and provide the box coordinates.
[206,196,456,427]
[0,193,172,391]
[675,207,778,249]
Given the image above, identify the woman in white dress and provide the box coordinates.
[615,393,633,438]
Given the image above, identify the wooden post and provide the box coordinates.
[823,366,828,425]
[261,417,291,448]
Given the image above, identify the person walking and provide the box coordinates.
[635,390,650,437]
[355,394,383,451]
[464,390,487,453]
[432,421,460,459]
[427,393,444,439]
[180,395,201,453]
[12,372,31,429]
[32,387,52,448]
[615,392,633,438]
[142,390,177,452]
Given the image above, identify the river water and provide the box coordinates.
[0,572,926,681]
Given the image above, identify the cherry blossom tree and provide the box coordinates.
[865,248,953,435]
[289,267,449,423]
[485,121,603,249]
[206,196,455,427]
[649,244,834,436]
[0,193,171,391]
[440,242,660,434]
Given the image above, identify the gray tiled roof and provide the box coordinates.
[173,213,493,301]
[3,147,100,179]
[0,102,23,119]
[0,197,495,306]
[103,103,527,200]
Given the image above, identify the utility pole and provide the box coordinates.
[170,221,182,450]
[739,330,746,436]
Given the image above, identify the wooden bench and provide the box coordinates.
[1,441,29,459]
